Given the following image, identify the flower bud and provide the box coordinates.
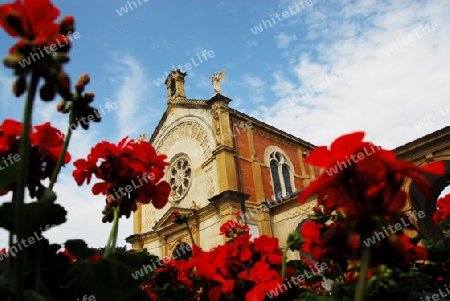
[55,53,70,63]
[40,82,56,101]
[287,231,305,251]
[57,71,72,99]
[59,16,75,35]
[54,35,71,53]
[3,55,22,68]
[10,40,32,56]
[12,76,26,97]
[79,74,90,85]
[57,100,70,113]
[84,92,95,101]
[75,82,84,94]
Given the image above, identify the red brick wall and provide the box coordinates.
[232,123,316,203]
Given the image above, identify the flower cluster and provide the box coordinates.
[145,234,301,301]
[57,74,101,130]
[298,132,444,268]
[0,119,70,199]
[171,210,191,224]
[433,193,450,225]
[219,211,250,242]
[0,0,75,100]
[72,137,171,222]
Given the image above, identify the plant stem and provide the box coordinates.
[8,191,16,274]
[186,222,195,245]
[281,243,290,280]
[14,70,39,301]
[355,239,371,301]
[49,110,74,190]
[104,206,120,257]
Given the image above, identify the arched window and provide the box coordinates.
[170,79,176,96]
[171,243,192,260]
[269,151,294,198]
[270,160,282,195]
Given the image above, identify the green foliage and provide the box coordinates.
[63,254,152,300]
[0,160,18,193]
[0,189,66,238]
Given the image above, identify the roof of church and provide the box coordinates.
[394,126,450,157]
[232,109,315,149]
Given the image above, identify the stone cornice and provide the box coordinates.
[208,190,250,205]
[153,207,195,231]
[394,126,450,162]
[168,98,210,107]
[229,110,316,151]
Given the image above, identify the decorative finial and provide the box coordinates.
[212,69,226,95]
[135,133,148,143]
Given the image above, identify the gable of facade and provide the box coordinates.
[127,70,320,257]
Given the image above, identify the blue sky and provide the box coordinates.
[1,0,449,248]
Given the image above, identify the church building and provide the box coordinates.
[126,69,450,259]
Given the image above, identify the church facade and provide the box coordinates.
[126,70,450,258]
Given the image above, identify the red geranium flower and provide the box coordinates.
[58,249,76,263]
[299,132,444,216]
[0,120,70,198]
[238,261,281,301]
[0,119,22,154]
[300,221,329,261]
[0,0,60,43]
[219,219,250,242]
[72,137,170,221]
[433,193,450,224]
[31,122,70,163]
[297,132,443,259]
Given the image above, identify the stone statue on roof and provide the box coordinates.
[212,69,225,94]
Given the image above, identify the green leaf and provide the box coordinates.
[64,253,155,301]
[64,239,96,260]
[24,290,47,301]
[0,160,18,193]
[0,191,66,237]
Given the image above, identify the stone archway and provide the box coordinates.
[394,126,450,242]
[408,160,450,241]
[171,242,192,260]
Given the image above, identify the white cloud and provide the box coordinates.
[0,71,14,117]
[259,0,450,150]
[243,74,265,103]
[111,53,155,140]
[276,32,297,48]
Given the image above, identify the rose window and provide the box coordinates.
[169,157,192,201]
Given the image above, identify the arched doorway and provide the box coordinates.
[409,160,450,241]
[295,218,315,262]
[171,242,192,260]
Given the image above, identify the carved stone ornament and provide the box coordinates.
[212,111,221,144]
[205,166,215,198]
[168,157,192,202]
[272,200,317,223]
[157,122,212,159]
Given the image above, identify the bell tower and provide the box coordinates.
[164,69,187,102]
